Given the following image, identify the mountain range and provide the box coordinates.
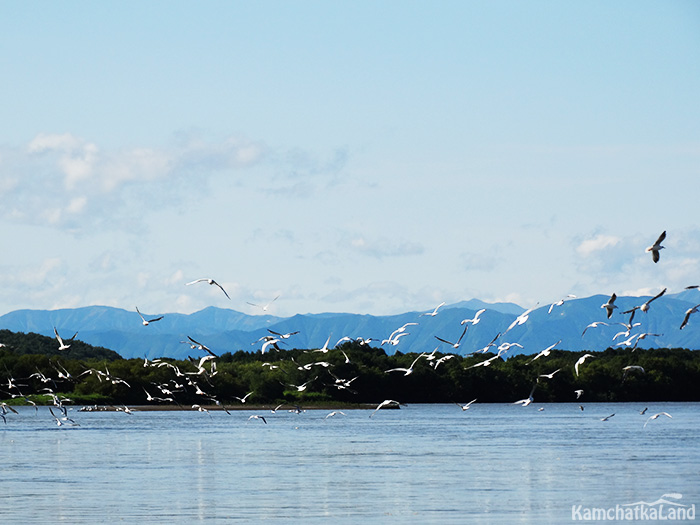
[1,290,699,360]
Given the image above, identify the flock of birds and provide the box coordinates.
[1,230,696,429]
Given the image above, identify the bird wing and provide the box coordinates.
[214,281,231,299]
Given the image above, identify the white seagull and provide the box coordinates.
[548,295,576,314]
[420,302,445,317]
[574,354,595,376]
[640,288,667,313]
[381,331,411,347]
[645,230,666,263]
[385,353,427,376]
[581,321,609,337]
[622,364,645,379]
[504,305,537,335]
[537,367,562,381]
[53,327,78,351]
[248,415,267,424]
[247,295,280,312]
[455,398,477,411]
[528,340,561,364]
[513,384,537,406]
[233,392,254,404]
[460,308,486,326]
[477,332,501,353]
[680,304,700,330]
[601,293,618,319]
[186,336,217,357]
[261,338,281,354]
[325,411,347,419]
[643,412,672,428]
[369,399,402,418]
[386,322,418,342]
[186,278,231,299]
[136,307,164,326]
[434,325,468,350]
[268,329,300,339]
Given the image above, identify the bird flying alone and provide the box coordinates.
[680,304,700,330]
[53,327,78,351]
[420,302,445,317]
[601,294,617,319]
[186,278,231,300]
[136,307,163,326]
[645,230,666,263]
[247,295,280,312]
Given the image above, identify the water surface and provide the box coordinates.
[1,402,698,523]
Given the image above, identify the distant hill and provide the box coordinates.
[0,329,121,360]
[443,298,525,315]
[0,292,699,359]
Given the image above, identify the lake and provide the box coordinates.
[1,402,698,523]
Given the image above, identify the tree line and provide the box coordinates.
[1,330,699,407]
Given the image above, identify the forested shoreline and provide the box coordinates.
[1,329,699,408]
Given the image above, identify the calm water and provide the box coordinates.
[1,402,698,524]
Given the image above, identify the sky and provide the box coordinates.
[1,2,699,318]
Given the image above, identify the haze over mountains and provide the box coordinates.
[1,291,699,360]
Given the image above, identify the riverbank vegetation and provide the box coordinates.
[1,330,699,407]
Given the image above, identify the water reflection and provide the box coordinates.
[1,403,698,523]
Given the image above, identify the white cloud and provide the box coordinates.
[27,132,82,153]
[576,234,621,257]
[1,132,268,230]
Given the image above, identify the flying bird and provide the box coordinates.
[369,399,402,418]
[248,415,267,424]
[643,412,672,428]
[381,331,411,347]
[631,332,662,350]
[460,308,486,326]
[53,327,78,351]
[581,321,609,337]
[455,399,477,411]
[185,278,230,299]
[434,325,468,350]
[268,329,300,339]
[385,353,427,376]
[548,295,576,314]
[600,413,615,421]
[601,294,618,319]
[420,302,445,317]
[622,365,645,382]
[247,295,280,312]
[504,305,537,335]
[537,368,563,381]
[574,354,595,376]
[528,340,561,364]
[477,332,501,353]
[233,392,254,404]
[513,384,537,406]
[186,336,217,357]
[645,230,666,263]
[136,307,163,326]
[680,304,700,330]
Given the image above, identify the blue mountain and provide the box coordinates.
[0,292,698,359]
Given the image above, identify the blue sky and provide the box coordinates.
[1,2,699,317]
